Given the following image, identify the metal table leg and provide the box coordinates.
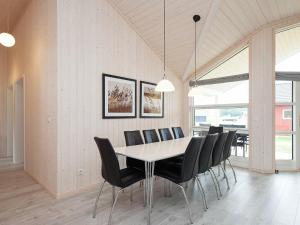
[145,161,155,225]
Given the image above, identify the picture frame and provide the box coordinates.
[102,73,137,119]
[140,81,164,118]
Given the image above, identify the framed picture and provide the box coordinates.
[140,81,164,118]
[102,73,137,119]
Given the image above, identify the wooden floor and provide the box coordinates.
[1,167,300,225]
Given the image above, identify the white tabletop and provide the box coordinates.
[114,137,192,162]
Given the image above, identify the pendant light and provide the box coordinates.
[0,33,15,47]
[188,15,201,97]
[155,0,175,92]
[0,3,16,48]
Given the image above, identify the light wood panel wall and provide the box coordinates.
[0,48,8,158]
[7,0,58,195]
[57,0,183,195]
[249,27,275,173]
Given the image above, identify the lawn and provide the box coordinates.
[275,135,292,159]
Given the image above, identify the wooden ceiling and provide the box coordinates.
[108,0,300,79]
[276,26,300,65]
[0,0,31,32]
[108,0,213,77]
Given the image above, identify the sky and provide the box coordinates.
[276,51,300,72]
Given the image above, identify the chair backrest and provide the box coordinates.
[211,132,228,167]
[208,126,223,134]
[181,137,205,182]
[124,130,144,146]
[198,133,219,174]
[158,128,173,141]
[143,129,160,144]
[222,130,237,160]
[94,137,121,186]
[172,127,185,139]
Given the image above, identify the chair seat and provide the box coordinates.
[120,168,145,188]
[127,157,145,172]
[169,154,184,163]
[155,164,182,184]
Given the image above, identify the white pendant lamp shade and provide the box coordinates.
[0,32,15,47]
[188,86,202,97]
[156,0,175,93]
[155,78,175,92]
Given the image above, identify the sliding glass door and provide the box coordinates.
[275,81,294,161]
[275,25,300,170]
[191,47,249,163]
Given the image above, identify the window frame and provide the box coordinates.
[275,81,295,160]
[282,108,292,120]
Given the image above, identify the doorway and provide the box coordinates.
[13,78,24,165]
[6,86,13,159]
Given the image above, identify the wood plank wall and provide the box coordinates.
[7,0,58,194]
[249,27,275,173]
[56,0,184,195]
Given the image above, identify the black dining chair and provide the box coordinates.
[172,127,185,139]
[142,129,160,143]
[158,128,173,141]
[232,133,247,156]
[124,130,145,171]
[155,137,206,224]
[195,133,219,209]
[124,130,146,203]
[210,132,229,196]
[222,130,237,183]
[93,137,145,224]
[208,126,223,134]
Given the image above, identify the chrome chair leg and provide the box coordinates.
[108,188,123,225]
[163,179,171,197]
[208,169,220,200]
[195,176,208,210]
[164,179,167,197]
[220,165,230,190]
[227,159,237,183]
[144,182,146,207]
[130,186,133,202]
[184,182,189,189]
[92,181,106,218]
[112,186,116,205]
[177,184,193,224]
[210,168,222,197]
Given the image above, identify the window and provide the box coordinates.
[191,47,249,158]
[275,81,294,160]
[282,109,292,120]
[193,107,248,128]
[275,25,300,161]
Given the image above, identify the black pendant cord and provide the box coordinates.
[163,0,166,78]
[192,15,201,84]
[194,19,196,81]
[7,3,10,32]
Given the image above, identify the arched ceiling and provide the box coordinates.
[108,0,300,80]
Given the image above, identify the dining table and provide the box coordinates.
[114,137,192,225]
